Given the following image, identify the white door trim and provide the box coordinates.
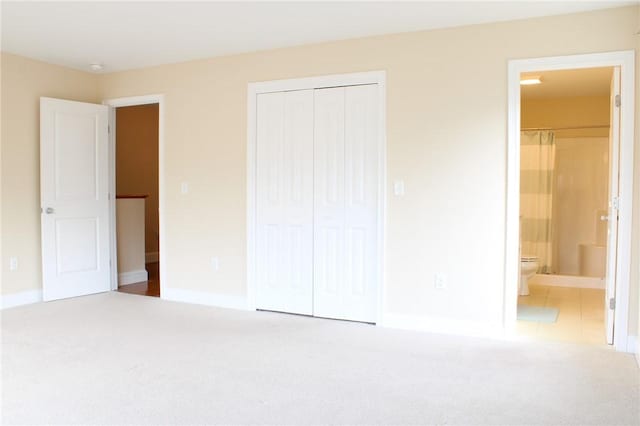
[103,94,166,298]
[246,71,387,323]
[506,50,635,352]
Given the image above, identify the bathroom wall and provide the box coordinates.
[553,137,609,275]
[522,95,610,276]
[521,96,610,138]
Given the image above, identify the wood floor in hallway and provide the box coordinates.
[117,262,160,297]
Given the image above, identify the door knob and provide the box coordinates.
[45,207,54,214]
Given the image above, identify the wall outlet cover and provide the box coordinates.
[435,273,447,289]
[211,257,219,271]
[393,180,405,196]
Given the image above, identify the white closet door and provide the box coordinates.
[313,85,379,322]
[255,90,314,315]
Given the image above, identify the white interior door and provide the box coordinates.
[313,85,379,323]
[40,97,111,301]
[255,90,314,315]
[605,67,621,345]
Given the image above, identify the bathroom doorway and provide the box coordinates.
[504,50,636,352]
[516,66,615,345]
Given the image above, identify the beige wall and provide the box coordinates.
[1,53,100,295]
[1,53,3,292]
[636,5,640,358]
[97,6,639,328]
[1,6,638,338]
[115,104,159,257]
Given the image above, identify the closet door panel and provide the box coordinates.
[256,90,314,315]
[313,87,346,320]
[343,84,379,322]
[313,85,379,323]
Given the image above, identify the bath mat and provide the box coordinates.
[517,305,559,323]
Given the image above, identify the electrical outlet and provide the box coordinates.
[434,273,447,289]
[393,180,405,196]
[9,257,18,271]
[211,257,219,271]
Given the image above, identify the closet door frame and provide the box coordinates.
[246,71,387,323]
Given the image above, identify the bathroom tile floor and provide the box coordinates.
[516,284,605,345]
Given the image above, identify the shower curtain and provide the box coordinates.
[520,130,555,273]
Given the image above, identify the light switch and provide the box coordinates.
[393,180,405,196]
[181,182,189,194]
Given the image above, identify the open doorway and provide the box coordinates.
[516,67,614,345]
[112,103,160,297]
[506,51,634,352]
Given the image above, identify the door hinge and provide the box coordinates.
[609,297,616,310]
[615,94,621,108]
[611,196,619,210]
[108,124,111,134]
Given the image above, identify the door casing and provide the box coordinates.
[506,50,635,352]
[246,71,388,323]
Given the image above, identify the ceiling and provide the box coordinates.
[521,67,613,99]
[1,1,636,73]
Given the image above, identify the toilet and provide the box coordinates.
[520,255,539,296]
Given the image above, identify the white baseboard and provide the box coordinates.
[380,313,504,340]
[162,287,249,311]
[118,269,148,286]
[145,251,159,263]
[1,290,43,310]
[529,274,604,289]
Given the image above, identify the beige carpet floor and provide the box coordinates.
[2,291,639,425]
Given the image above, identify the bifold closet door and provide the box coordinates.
[255,90,314,315]
[313,85,379,323]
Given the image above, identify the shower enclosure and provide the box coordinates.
[520,129,609,286]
